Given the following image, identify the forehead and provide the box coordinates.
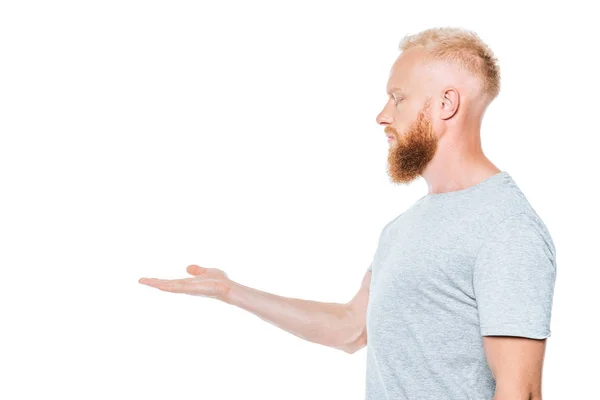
[386,48,430,95]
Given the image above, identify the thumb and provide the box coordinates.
[186,264,206,276]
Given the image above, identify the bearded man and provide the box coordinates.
[140,27,556,400]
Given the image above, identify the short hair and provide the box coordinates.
[399,27,501,103]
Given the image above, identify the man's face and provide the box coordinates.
[376,50,439,184]
[385,102,438,184]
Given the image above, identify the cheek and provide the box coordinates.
[429,119,443,136]
[391,112,405,131]
[393,103,418,130]
[394,123,407,135]
[393,114,411,134]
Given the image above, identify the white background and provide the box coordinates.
[1,1,598,399]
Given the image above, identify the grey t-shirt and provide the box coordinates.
[365,171,557,399]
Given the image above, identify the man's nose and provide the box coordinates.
[376,105,392,126]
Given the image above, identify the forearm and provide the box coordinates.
[493,385,541,400]
[493,393,540,400]
[492,366,543,400]
[223,280,356,350]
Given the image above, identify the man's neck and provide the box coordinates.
[421,138,500,195]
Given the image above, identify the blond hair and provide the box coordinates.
[399,27,501,103]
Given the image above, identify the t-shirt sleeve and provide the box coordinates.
[472,213,557,339]
[367,262,373,272]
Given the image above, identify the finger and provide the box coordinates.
[186,265,207,276]
[139,278,170,288]
[150,278,193,294]
[156,280,186,293]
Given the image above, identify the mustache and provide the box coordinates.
[384,126,397,136]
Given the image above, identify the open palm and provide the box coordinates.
[139,265,231,301]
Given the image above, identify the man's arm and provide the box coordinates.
[139,264,371,353]
[483,336,547,400]
[337,269,371,353]
[224,269,372,353]
[471,213,556,399]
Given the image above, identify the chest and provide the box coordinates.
[369,209,480,306]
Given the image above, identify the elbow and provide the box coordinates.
[340,335,367,355]
[493,387,542,400]
[336,303,368,354]
[344,345,365,355]
[493,394,541,400]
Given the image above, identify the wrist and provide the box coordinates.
[219,279,239,304]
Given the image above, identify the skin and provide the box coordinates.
[139,265,364,352]
[379,47,502,191]
[139,46,545,399]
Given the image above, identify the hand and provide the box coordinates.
[139,265,232,302]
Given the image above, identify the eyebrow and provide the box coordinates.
[386,87,406,96]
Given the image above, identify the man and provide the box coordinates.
[139,27,557,400]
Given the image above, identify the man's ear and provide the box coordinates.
[440,88,459,120]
